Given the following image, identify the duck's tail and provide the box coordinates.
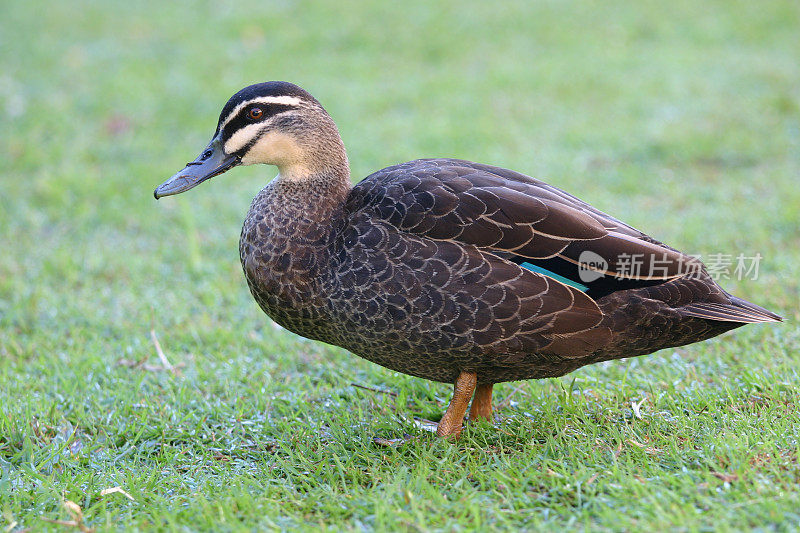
[681,295,783,323]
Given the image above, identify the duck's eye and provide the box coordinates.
[247,107,264,120]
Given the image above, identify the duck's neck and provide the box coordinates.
[249,155,351,254]
[271,118,351,207]
[274,159,350,200]
[242,165,349,278]
[270,167,351,218]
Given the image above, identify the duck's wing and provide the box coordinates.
[345,158,680,359]
[349,158,700,299]
[346,159,777,360]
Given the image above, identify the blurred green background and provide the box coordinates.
[1,0,798,530]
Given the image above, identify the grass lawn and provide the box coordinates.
[2,0,799,530]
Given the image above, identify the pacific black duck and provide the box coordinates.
[155,82,781,437]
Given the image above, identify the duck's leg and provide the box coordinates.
[469,383,493,421]
[436,371,477,437]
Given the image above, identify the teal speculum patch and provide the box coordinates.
[519,261,589,292]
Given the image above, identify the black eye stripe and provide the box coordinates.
[218,103,298,140]
[240,103,298,122]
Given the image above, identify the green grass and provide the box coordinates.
[2,0,799,530]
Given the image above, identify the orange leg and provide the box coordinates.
[469,383,493,422]
[436,371,477,438]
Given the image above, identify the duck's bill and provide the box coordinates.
[154,136,240,199]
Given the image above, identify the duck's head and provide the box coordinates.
[154,81,348,199]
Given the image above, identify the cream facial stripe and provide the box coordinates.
[218,96,304,131]
[224,122,271,154]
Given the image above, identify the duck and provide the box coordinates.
[154,81,782,438]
